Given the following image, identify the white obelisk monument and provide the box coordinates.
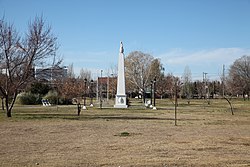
[114,42,127,108]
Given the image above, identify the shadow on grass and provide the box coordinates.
[14,113,203,122]
[83,115,204,121]
[15,113,77,120]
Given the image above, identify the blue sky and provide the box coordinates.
[1,0,250,80]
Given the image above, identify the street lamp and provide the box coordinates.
[100,70,103,109]
[107,74,109,102]
[150,80,153,108]
[83,78,87,110]
[111,73,114,99]
[174,80,178,126]
[153,77,157,110]
[174,79,183,126]
[90,79,94,107]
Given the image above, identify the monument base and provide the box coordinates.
[114,95,127,108]
[114,104,128,108]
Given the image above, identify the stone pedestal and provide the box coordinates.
[114,42,127,108]
[114,95,127,108]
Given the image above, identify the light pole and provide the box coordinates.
[100,70,103,109]
[174,80,178,126]
[153,77,157,110]
[107,74,109,102]
[111,73,114,99]
[150,80,153,108]
[90,79,94,107]
[203,72,208,97]
[174,80,183,126]
[203,72,210,105]
[83,78,87,110]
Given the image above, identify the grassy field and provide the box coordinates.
[0,98,249,167]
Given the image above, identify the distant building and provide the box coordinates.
[35,66,68,81]
[0,63,35,79]
[98,76,117,98]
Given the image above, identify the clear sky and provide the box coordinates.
[1,0,250,80]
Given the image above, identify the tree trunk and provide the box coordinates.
[142,88,146,104]
[5,93,17,118]
[7,109,12,117]
[1,97,4,110]
[5,97,11,117]
[223,97,234,115]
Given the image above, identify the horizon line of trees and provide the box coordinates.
[1,15,249,117]
[1,49,249,117]
[23,53,249,105]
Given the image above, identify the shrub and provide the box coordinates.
[29,82,51,95]
[43,91,60,105]
[16,91,70,105]
[17,92,41,105]
[120,131,130,137]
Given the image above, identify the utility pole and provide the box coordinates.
[222,64,225,97]
[107,74,109,102]
[96,70,99,101]
[203,72,207,98]
[174,80,177,126]
[150,81,153,107]
[100,70,103,109]
[153,77,157,110]
[203,72,209,107]
[83,78,87,110]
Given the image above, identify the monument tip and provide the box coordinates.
[120,41,124,53]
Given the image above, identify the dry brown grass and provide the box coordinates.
[0,99,249,167]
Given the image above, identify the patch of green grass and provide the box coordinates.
[113,131,131,137]
[120,131,130,136]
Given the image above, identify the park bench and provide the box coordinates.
[41,99,51,106]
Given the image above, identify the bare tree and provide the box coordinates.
[67,63,75,78]
[108,65,117,98]
[165,73,175,98]
[228,55,250,100]
[0,16,61,117]
[182,66,192,103]
[79,68,92,81]
[156,72,167,99]
[58,77,82,103]
[148,58,162,80]
[125,51,161,102]
[192,81,204,99]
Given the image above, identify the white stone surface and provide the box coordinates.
[114,42,127,108]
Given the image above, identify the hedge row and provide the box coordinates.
[16,91,69,105]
